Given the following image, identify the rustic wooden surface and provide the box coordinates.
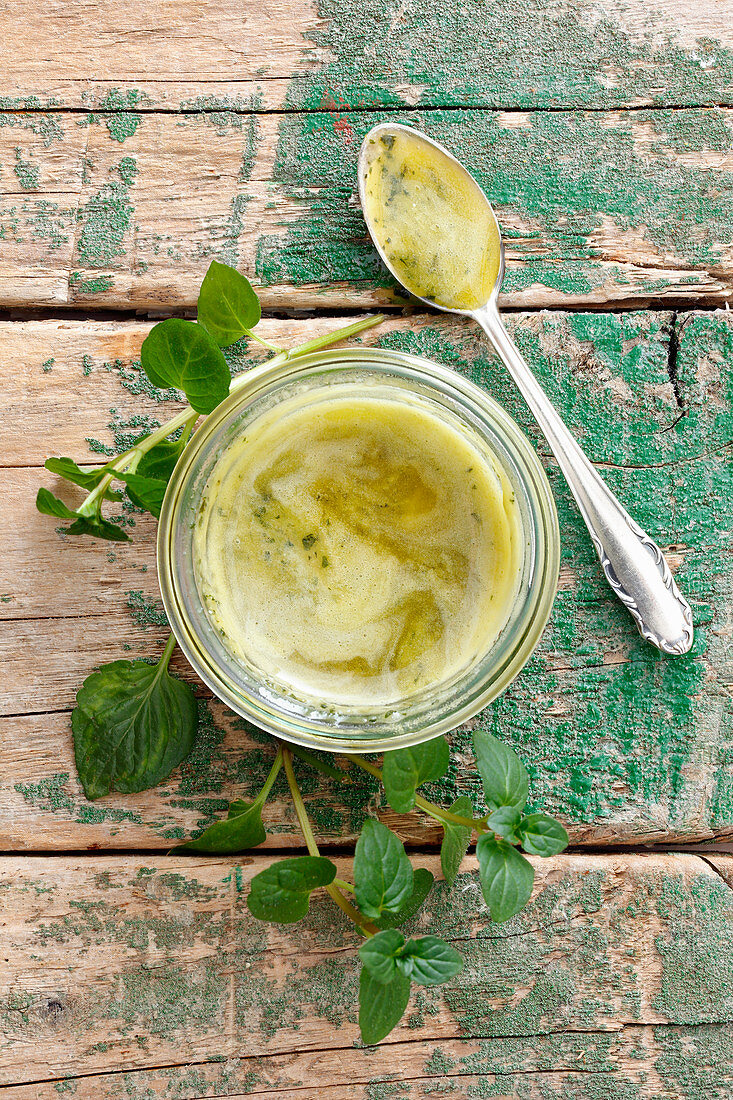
[2,0,733,1094]
[1,853,732,1098]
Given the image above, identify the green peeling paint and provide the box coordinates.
[125,590,169,630]
[75,156,137,271]
[13,773,143,827]
[289,0,733,111]
[4,861,731,1096]
[256,107,733,297]
[13,147,39,190]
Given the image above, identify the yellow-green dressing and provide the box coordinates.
[194,386,521,707]
[361,128,501,311]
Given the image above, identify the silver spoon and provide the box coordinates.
[358,122,693,655]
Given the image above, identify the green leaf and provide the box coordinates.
[118,472,168,518]
[472,730,529,812]
[400,936,463,986]
[141,318,230,414]
[66,515,131,542]
[135,437,188,482]
[354,819,414,921]
[247,856,336,923]
[476,834,535,923]
[440,796,473,886]
[372,868,434,929]
[177,799,266,854]
[382,736,450,813]
[197,260,261,346]
[36,486,84,520]
[487,805,522,843]
[358,967,411,1045]
[519,813,569,857]
[36,489,130,542]
[45,457,121,500]
[358,929,406,984]
[72,657,197,799]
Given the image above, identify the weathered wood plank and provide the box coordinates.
[0,309,731,849]
[1,1028,731,1098]
[4,0,733,111]
[2,106,733,310]
[0,853,731,1097]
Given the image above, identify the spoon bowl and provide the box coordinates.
[358,122,694,656]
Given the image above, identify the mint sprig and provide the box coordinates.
[37,258,569,1047]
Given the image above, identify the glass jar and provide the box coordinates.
[157,347,559,753]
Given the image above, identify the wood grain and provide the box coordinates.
[1,310,731,850]
[2,106,733,311]
[4,0,733,110]
[0,852,730,1096]
[4,1,733,1088]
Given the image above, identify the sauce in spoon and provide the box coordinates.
[361,128,501,311]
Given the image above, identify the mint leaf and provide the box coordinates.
[37,488,130,542]
[247,856,336,923]
[66,515,131,542]
[358,929,406,984]
[135,437,188,482]
[372,867,434,929]
[45,457,121,500]
[487,805,522,843]
[197,260,261,346]
[440,795,473,886]
[358,968,411,1045]
[382,736,450,813]
[472,730,528,811]
[400,936,463,986]
[476,834,534,923]
[72,657,197,799]
[177,799,266,854]
[141,318,230,414]
[36,487,85,520]
[519,813,569,856]
[354,819,413,920]
[118,471,168,518]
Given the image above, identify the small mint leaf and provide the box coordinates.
[440,796,473,886]
[472,730,528,811]
[358,929,406,984]
[247,856,336,923]
[476,834,534,923]
[399,936,463,986]
[519,813,569,857]
[141,318,230,414]
[177,799,267,854]
[354,819,413,921]
[487,805,522,843]
[358,968,411,1045]
[382,736,450,813]
[197,260,261,346]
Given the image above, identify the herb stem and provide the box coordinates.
[287,743,351,782]
[282,748,377,936]
[244,329,287,353]
[414,792,488,832]
[344,755,487,832]
[344,754,382,780]
[79,406,198,515]
[159,632,177,671]
[125,406,197,458]
[333,878,356,894]
[229,314,386,392]
[255,745,284,806]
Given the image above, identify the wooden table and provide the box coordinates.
[2,1,733,1095]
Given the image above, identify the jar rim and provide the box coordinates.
[157,346,560,753]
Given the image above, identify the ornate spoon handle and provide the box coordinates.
[476,304,694,655]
